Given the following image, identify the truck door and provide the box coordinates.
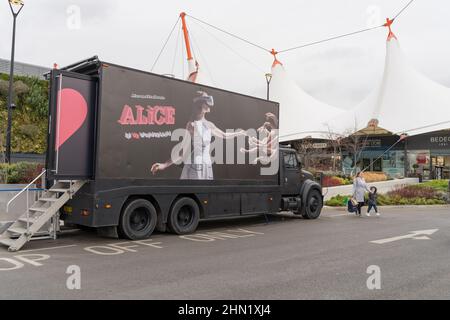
[282,151,302,195]
[46,70,97,180]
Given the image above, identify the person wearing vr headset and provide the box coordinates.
[151,91,247,180]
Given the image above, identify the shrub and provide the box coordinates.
[388,185,439,199]
[325,184,447,207]
[0,73,48,154]
[325,194,350,207]
[323,176,346,187]
[18,124,40,138]
[0,162,44,185]
[421,180,449,192]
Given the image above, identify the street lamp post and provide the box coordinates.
[265,73,272,101]
[5,0,24,164]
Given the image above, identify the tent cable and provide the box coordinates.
[151,17,180,72]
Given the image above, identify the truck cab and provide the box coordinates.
[279,148,323,219]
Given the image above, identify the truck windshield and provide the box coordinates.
[284,153,299,169]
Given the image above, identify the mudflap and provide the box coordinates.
[97,226,119,238]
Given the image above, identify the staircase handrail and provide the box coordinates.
[6,169,47,213]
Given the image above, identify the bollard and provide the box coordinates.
[316,172,324,187]
[448,180,450,204]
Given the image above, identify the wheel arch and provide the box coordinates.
[300,180,323,208]
[171,193,205,219]
[121,194,163,227]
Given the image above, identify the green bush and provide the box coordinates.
[325,194,350,207]
[0,73,48,154]
[421,180,449,192]
[0,162,44,185]
[325,185,447,207]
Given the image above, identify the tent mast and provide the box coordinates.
[383,18,397,41]
[180,12,199,82]
[271,49,282,67]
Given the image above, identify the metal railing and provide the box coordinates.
[6,169,46,234]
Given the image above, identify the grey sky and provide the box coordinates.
[1,0,449,108]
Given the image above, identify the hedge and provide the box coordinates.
[0,162,44,185]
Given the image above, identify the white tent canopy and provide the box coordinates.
[271,30,450,142]
[270,61,344,142]
[325,34,450,137]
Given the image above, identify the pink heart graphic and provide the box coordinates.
[56,88,88,150]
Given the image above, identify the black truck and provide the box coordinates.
[46,57,323,240]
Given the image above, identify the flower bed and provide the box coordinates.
[325,183,448,207]
[322,176,352,187]
[321,172,388,188]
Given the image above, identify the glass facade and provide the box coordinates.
[297,130,450,180]
[349,149,405,179]
[407,150,431,180]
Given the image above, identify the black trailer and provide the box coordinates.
[44,57,323,240]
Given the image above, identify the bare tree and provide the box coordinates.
[339,121,371,176]
[324,125,344,173]
[292,138,314,170]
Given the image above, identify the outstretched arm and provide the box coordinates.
[208,121,247,139]
[151,124,192,175]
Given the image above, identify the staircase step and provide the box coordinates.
[2,179,86,251]
[49,188,69,193]
[8,227,27,235]
[29,207,48,213]
[19,217,36,224]
[39,197,59,202]
[0,238,15,247]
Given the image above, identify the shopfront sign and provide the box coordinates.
[407,130,450,150]
[366,139,382,147]
[430,135,450,148]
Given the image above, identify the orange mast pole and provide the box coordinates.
[180,12,193,61]
[383,18,397,41]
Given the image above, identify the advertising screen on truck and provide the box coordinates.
[97,64,279,182]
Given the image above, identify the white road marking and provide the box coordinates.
[328,213,349,218]
[1,245,77,255]
[0,254,51,271]
[84,240,164,255]
[370,229,439,245]
[180,228,265,242]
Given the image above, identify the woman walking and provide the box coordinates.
[352,172,371,216]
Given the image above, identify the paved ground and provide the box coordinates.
[1,206,449,300]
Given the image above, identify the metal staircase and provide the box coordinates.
[0,170,85,252]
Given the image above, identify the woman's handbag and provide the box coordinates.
[347,198,358,213]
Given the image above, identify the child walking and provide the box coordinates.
[367,187,380,217]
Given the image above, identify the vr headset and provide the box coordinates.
[194,91,214,107]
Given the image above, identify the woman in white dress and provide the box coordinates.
[151,91,246,180]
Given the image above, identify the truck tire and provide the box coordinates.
[302,189,323,220]
[118,199,157,240]
[168,197,200,235]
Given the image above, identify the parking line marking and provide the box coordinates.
[16,245,77,254]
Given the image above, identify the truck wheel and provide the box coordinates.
[302,189,323,220]
[118,199,157,240]
[168,197,200,235]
